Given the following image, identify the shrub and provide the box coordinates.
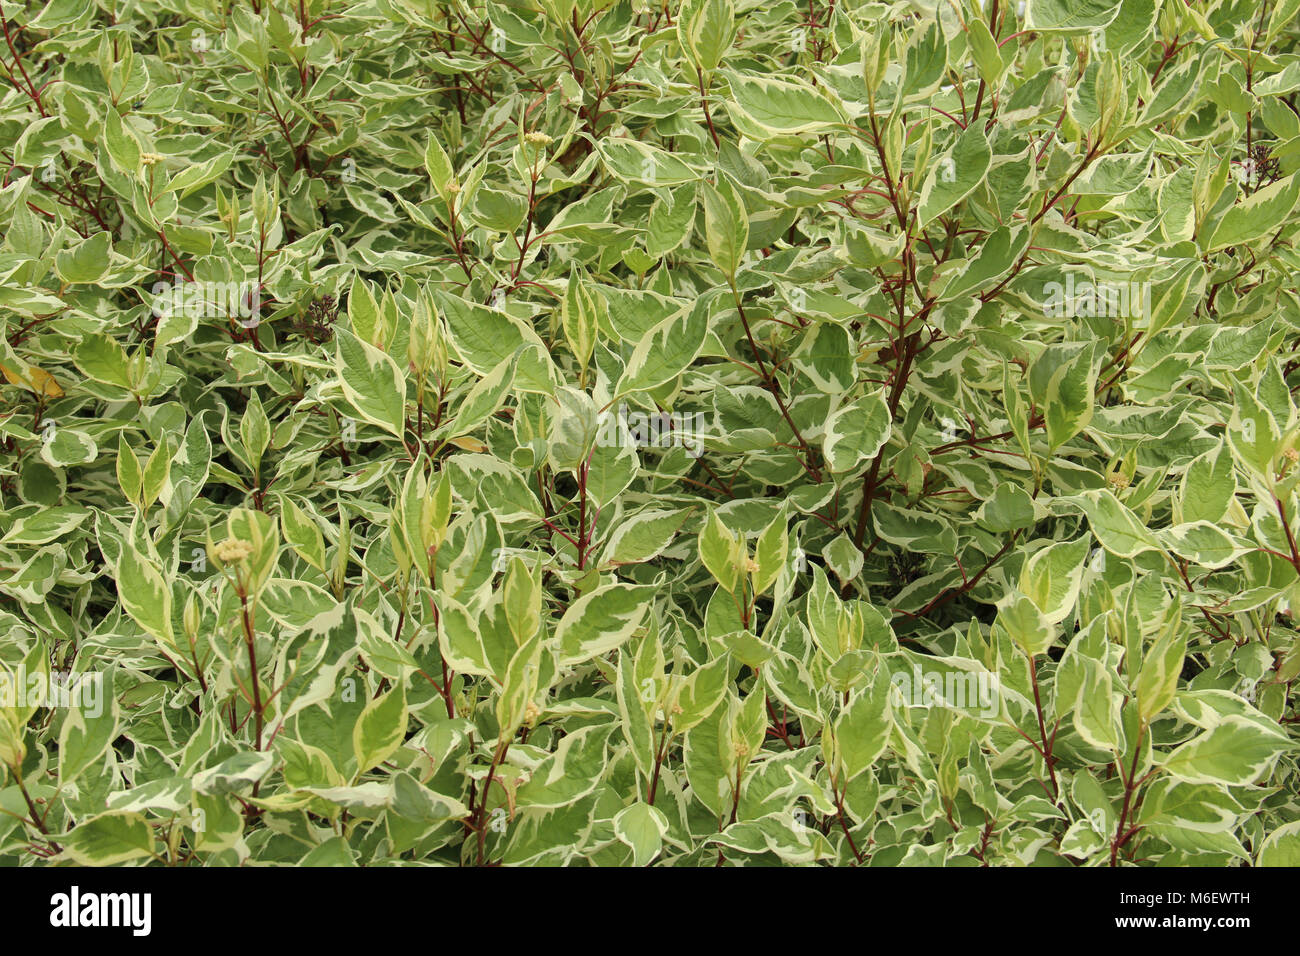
[1,0,1299,867]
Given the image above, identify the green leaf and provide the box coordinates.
[41,428,98,467]
[352,683,408,776]
[1028,342,1097,451]
[391,771,470,823]
[1179,442,1236,524]
[602,509,690,566]
[1162,716,1292,786]
[424,136,456,201]
[835,672,891,781]
[1,507,87,545]
[792,322,855,394]
[57,682,118,786]
[74,332,132,389]
[117,435,143,505]
[102,108,142,177]
[435,292,555,394]
[1019,536,1090,624]
[701,175,749,278]
[240,390,271,472]
[724,72,843,137]
[192,752,275,795]
[677,0,734,74]
[966,17,1006,85]
[918,124,992,227]
[357,608,419,679]
[60,812,155,865]
[1135,629,1187,723]
[280,497,326,572]
[437,597,494,677]
[599,140,702,187]
[1074,489,1164,559]
[1074,657,1122,750]
[116,542,174,648]
[672,656,731,734]
[496,633,543,735]
[871,501,958,554]
[1137,780,1247,857]
[1257,821,1300,867]
[615,297,710,396]
[1159,522,1249,570]
[54,231,113,284]
[451,350,519,438]
[335,328,406,438]
[614,802,669,866]
[823,389,890,473]
[751,508,788,596]
[1226,378,1281,478]
[1206,174,1300,251]
[514,724,613,810]
[647,184,697,256]
[997,593,1056,658]
[1025,0,1123,31]
[556,584,653,666]
[976,482,1036,533]
[698,509,741,592]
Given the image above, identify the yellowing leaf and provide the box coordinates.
[447,435,489,452]
[2,362,63,397]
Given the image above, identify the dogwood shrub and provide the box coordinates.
[1,0,1300,867]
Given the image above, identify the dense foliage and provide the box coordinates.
[2,0,1300,867]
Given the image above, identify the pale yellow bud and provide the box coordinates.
[214,537,253,563]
